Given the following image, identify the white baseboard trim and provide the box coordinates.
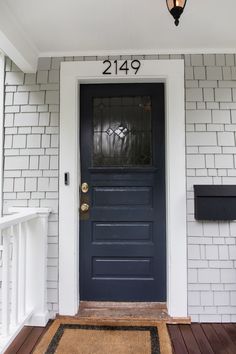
[27,311,50,327]
[0,311,33,353]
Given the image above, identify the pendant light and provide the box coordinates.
[166,0,187,26]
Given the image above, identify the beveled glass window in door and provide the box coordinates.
[93,96,152,166]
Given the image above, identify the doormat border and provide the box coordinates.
[45,324,159,354]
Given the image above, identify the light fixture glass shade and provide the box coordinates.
[166,0,187,26]
[166,0,186,10]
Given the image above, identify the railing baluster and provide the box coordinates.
[18,222,26,320]
[11,224,19,327]
[2,228,10,336]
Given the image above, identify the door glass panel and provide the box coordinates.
[93,96,152,166]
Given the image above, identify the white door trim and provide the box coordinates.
[59,59,187,318]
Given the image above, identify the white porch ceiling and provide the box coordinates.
[0,0,236,72]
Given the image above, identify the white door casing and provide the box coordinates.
[59,59,187,318]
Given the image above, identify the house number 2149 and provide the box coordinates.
[102,60,141,75]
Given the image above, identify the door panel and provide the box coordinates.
[80,83,166,301]
[92,258,153,278]
[93,186,152,207]
[92,222,153,243]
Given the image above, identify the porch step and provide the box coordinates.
[77,301,171,322]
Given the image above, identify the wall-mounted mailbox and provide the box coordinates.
[194,185,236,221]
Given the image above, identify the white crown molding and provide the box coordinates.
[0,2,38,73]
[39,48,236,58]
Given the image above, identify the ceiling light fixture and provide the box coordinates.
[166,0,187,26]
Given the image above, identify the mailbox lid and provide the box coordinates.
[194,185,236,197]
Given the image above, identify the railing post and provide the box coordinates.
[25,210,51,326]
[2,229,10,336]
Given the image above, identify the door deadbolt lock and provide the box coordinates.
[81,182,89,193]
[80,203,89,212]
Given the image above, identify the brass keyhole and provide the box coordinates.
[81,182,89,193]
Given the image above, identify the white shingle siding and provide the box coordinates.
[185,54,236,322]
[3,54,236,321]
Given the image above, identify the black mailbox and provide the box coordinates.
[194,185,236,221]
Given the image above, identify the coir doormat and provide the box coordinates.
[33,318,172,354]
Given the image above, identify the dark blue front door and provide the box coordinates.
[80,83,166,301]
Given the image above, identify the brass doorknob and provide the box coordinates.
[81,182,89,193]
[80,203,89,212]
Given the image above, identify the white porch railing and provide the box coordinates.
[0,208,51,353]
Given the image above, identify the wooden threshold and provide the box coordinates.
[167,317,191,324]
[79,301,168,309]
[76,301,191,324]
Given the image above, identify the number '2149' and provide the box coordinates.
[102,60,141,75]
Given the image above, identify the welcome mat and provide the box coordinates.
[33,318,172,354]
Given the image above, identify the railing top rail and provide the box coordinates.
[0,211,38,230]
[0,208,51,230]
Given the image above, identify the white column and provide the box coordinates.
[0,52,4,216]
